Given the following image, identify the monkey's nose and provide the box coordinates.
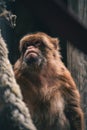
[27,46,34,49]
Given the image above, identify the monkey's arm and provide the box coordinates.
[64,86,84,130]
[0,35,36,130]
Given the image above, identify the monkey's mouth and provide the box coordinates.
[26,51,38,57]
[23,50,41,65]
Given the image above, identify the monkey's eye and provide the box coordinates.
[35,41,46,49]
[35,42,41,47]
[24,42,30,48]
[21,42,30,53]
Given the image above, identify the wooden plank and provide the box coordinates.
[67,0,87,130]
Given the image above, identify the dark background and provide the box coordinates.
[1,0,68,65]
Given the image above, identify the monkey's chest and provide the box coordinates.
[32,104,55,130]
[31,102,70,130]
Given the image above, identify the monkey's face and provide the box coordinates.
[21,41,43,67]
[19,32,59,70]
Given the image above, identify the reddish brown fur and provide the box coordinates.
[14,32,84,130]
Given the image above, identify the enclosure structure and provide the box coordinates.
[67,0,87,129]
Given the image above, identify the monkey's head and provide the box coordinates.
[19,32,60,71]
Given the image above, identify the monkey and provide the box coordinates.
[14,32,84,130]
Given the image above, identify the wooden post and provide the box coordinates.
[67,0,87,129]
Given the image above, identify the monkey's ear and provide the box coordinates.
[51,38,60,50]
[19,42,22,52]
[19,41,24,53]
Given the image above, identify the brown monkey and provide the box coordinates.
[14,32,84,130]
